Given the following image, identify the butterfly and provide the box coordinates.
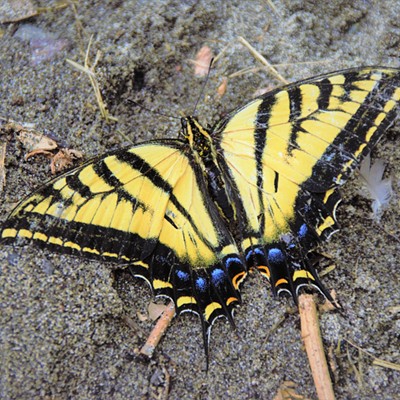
[2,66,400,355]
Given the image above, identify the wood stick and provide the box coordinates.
[299,294,335,400]
[139,301,176,359]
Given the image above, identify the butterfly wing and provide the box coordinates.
[214,67,400,299]
[1,139,247,343]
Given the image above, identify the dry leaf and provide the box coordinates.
[273,381,308,400]
[148,302,168,321]
[193,45,213,77]
[49,148,83,174]
[18,129,58,153]
[8,121,83,174]
[217,77,228,97]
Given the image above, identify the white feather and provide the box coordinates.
[359,154,393,220]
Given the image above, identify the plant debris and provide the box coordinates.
[0,142,6,193]
[191,45,213,77]
[4,119,83,174]
[66,36,118,123]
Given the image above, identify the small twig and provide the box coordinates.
[374,221,400,244]
[139,301,176,359]
[229,60,332,79]
[160,365,171,400]
[238,36,288,84]
[299,294,335,400]
[0,141,6,193]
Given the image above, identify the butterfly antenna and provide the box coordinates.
[191,58,214,116]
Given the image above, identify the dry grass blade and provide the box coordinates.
[66,36,117,123]
[229,60,332,80]
[36,1,72,14]
[238,36,288,84]
[0,141,6,193]
[372,359,400,371]
[212,43,229,64]
[266,0,280,16]
[344,339,400,372]
[346,343,364,388]
[299,294,335,400]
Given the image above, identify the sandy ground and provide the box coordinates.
[0,1,399,399]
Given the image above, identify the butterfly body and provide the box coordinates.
[2,66,400,351]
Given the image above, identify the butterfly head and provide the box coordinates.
[181,116,213,156]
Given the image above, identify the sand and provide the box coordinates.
[1,1,399,399]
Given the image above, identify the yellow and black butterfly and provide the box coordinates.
[2,66,400,354]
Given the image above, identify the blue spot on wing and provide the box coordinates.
[226,256,242,269]
[245,247,265,261]
[211,268,225,287]
[176,269,190,282]
[196,277,207,292]
[298,223,308,238]
[268,248,285,263]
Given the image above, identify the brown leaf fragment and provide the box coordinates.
[6,121,83,174]
[18,128,58,154]
[49,148,83,174]
[192,45,213,77]
[273,381,309,400]
[217,77,228,97]
[25,147,83,174]
[148,301,168,321]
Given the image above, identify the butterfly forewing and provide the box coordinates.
[215,67,400,298]
[1,139,246,333]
